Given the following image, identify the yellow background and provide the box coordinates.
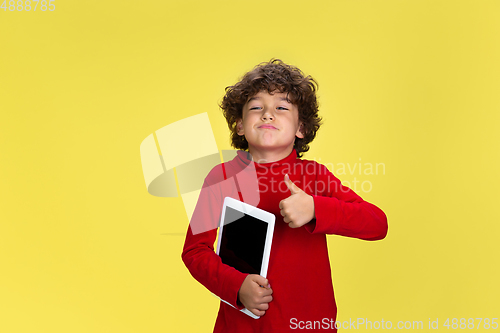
[1,0,499,331]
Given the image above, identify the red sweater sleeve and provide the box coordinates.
[304,164,388,240]
[181,183,248,309]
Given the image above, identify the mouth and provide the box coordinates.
[258,124,278,130]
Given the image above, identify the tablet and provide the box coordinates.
[214,197,275,319]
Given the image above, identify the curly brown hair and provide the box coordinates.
[220,58,322,158]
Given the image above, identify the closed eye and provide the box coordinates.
[249,106,288,111]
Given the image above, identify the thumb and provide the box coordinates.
[252,275,269,288]
[284,174,301,195]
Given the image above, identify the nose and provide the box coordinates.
[261,108,275,121]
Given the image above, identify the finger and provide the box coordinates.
[260,288,273,297]
[284,174,301,195]
[251,308,265,317]
[284,174,294,193]
[280,208,286,217]
[279,200,284,210]
[256,303,269,311]
[261,295,273,303]
[252,275,268,288]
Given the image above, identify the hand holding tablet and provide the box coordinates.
[238,275,273,317]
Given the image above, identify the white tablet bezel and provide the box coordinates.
[214,196,275,319]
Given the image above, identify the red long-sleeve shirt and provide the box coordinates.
[182,150,388,332]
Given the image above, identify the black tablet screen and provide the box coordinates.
[219,206,268,275]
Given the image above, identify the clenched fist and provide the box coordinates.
[238,274,273,317]
[279,174,315,228]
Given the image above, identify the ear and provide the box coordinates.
[295,122,305,139]
[236,119,244,136]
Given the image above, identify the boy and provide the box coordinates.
[182,59,388,332]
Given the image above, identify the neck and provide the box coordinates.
[248,146,294,164]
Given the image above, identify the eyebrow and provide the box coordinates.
[247,96,292,103]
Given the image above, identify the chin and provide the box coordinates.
[256,143,292,151]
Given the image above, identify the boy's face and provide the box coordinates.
[237,90,304,159]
